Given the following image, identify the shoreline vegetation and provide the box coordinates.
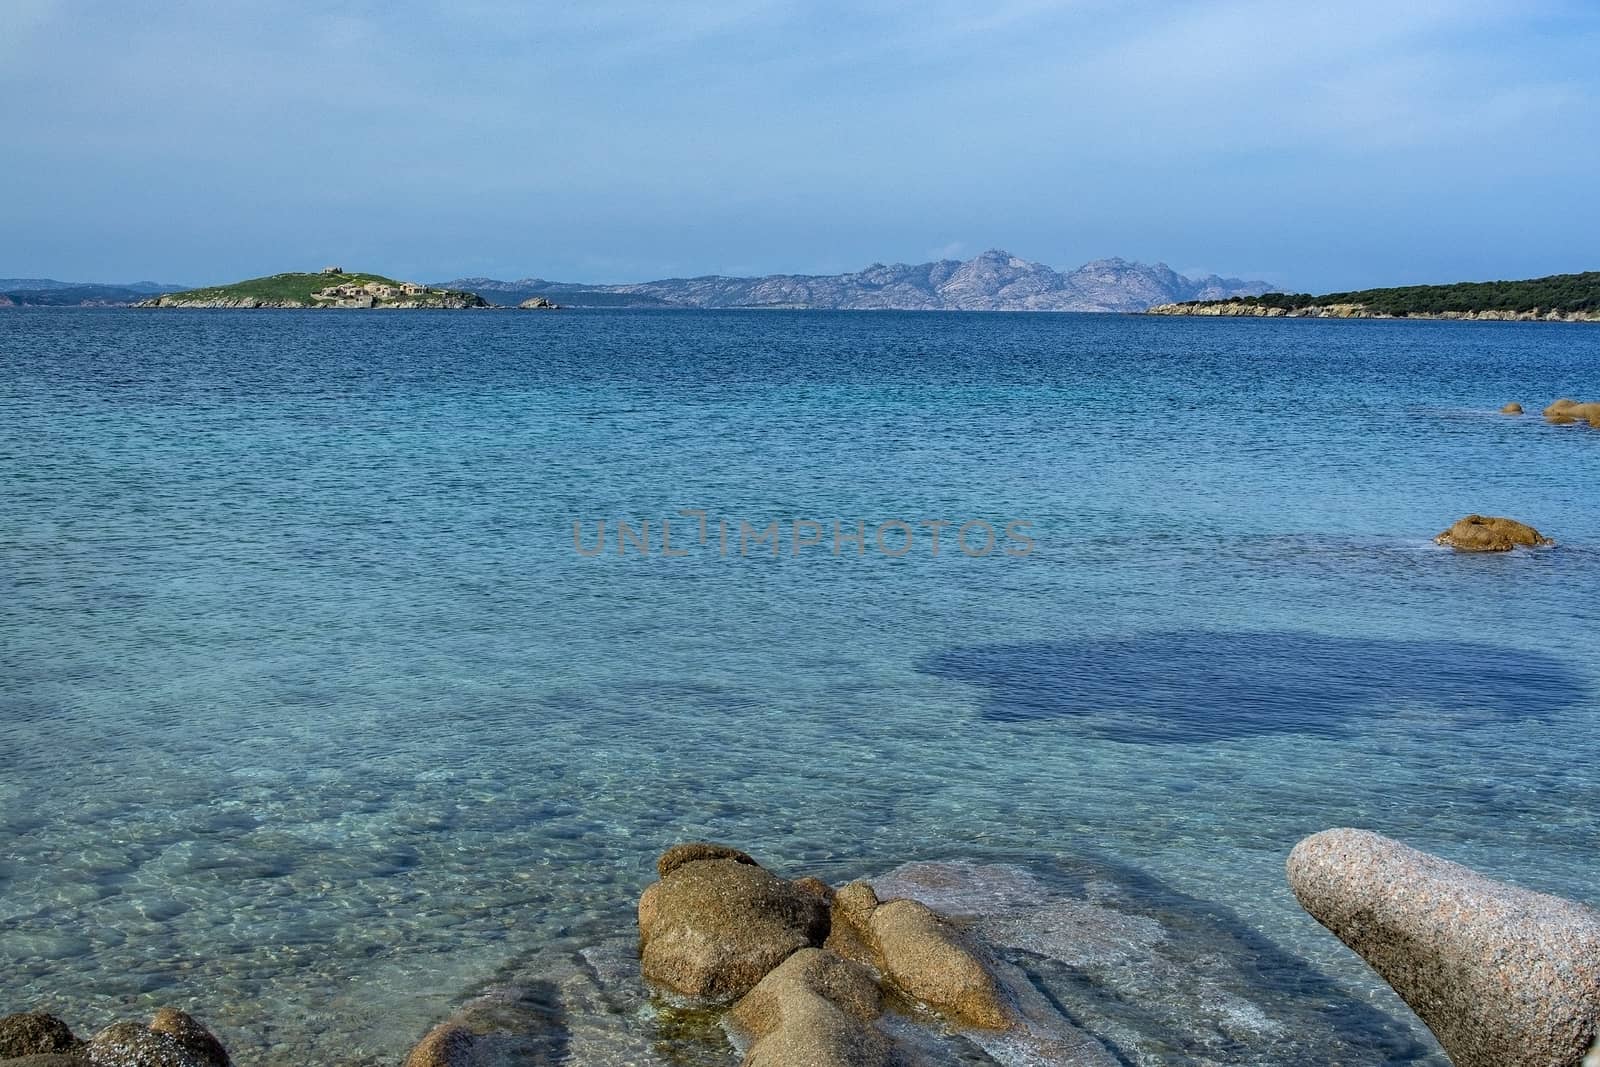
[1148,271,1600,322]
[131,269,554,310]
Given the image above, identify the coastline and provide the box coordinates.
[1146,301,1600,323]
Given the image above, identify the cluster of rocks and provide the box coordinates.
[516,296,559,310]
[1149,303,1600,321]
[399,842,1120,1067]
[630,841,1089,1066]
[0,1009,228,1067]
[1498,398,1600,426]
[1540,398,1600,427]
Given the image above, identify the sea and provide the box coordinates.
[2,308,1598,1065]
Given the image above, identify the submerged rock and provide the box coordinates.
[1434,514,1552,552]
[872,858,1438,1065]
[0,1014,81,1058]
[638,848,830,1002]
[1288,828,1600,1067]
[1501,402,1524,414]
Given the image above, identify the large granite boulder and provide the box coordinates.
[1544,399,1600,425]
[1288,828,1600,1067]
[656,842,757,879]
[728,948,889,1067]
[1434,515,1552,552]
[145,1011,226,1067]
[84,1023,200,1067]
[401,1022,475,1067]
[638,847,830,1002]
[818,878,1012,1030]
[869,899,1011,1030]
[0,1014,80,1058]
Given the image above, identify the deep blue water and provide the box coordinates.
[2,308,1598,1064]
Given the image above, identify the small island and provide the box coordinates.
[1148,271,1600,322]
[136,267,491,309]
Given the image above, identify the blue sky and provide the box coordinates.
[3,0,1598,290]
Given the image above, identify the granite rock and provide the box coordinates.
[656,843,758,880]
[84,1023,204,1067]
[868,899,1011,1030]
[145,1011,226,1067]
[0,1014,80,1058]
[1288,828,1600,1067]
[638,850,830,1002]
[1434,514,1552,552]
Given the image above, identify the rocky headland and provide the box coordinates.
[1147,269,1600,323]
[135,270,489,310]
[1148,302,1600,322]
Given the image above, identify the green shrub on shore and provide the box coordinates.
[1207,272,1600,316]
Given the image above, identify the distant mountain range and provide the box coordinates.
[0,279,186,307]
[1,252,1274,311]
[438,250,1274,312]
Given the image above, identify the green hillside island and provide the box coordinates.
[1148,271,1600,322]
[135,269,499,309]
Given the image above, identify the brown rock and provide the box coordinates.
[1544,398,1600,424]
[146,1011,226,1067]
[1501,402,1524,415]
[729,947,883,1041]
[792,876,836,906]
[821,881,880,967]
[401,1022,475,1067]
[2,1055,90,1067]
[84,1023,203,1067]
[0,1014,80,1058]
[740,991,893,1067]
[1288,828,1600,1067]
[1434,514,1552,552]
[868,899,1011,1030]
[639,855,830,1002]
[657,841,759,879]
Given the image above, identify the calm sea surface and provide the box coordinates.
[3,309,1598,1064]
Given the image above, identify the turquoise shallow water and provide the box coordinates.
[2,308,1599,1064]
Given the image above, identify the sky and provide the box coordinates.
[3,0,1598,291]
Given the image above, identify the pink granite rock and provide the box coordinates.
[1288,828,1600,1067]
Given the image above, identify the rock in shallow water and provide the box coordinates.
[1287,828,1600,1067]
[638,852,829,1002]
[1434,514,1552,552]
[869,899,1011,1031]
[728,948,891,1067]
[146,1011,227,1067]
[0,1014,81,1058]
[85,1023,197,1067]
